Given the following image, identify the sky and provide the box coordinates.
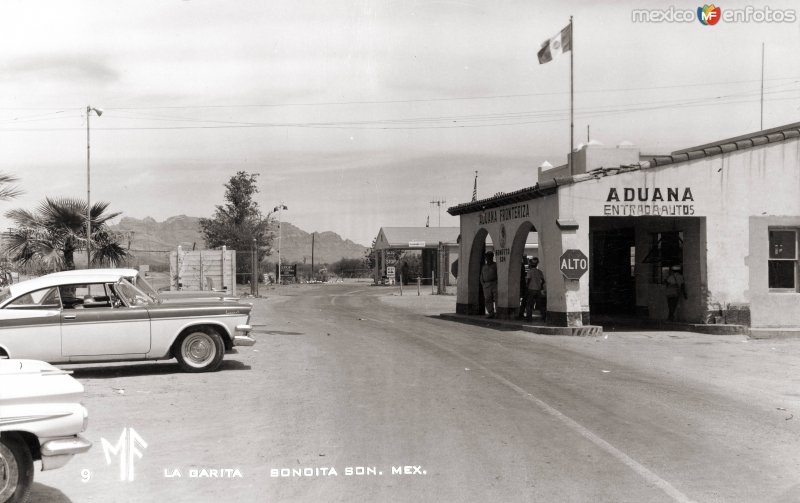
[0,0,799,246]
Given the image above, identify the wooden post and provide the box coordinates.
[221,246,228,292]
[251,239,257,296]
[199,251,204,291]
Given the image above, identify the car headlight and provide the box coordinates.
[81,405,89,432]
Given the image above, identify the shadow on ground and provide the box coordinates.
[65,359,251,379]
[29,482,72,503]
[252,330,305,335]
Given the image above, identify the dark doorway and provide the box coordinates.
[590,227,636,315]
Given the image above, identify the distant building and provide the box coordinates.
[372,227,459,285]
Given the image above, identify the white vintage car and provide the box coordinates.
[0,359,91,503]
[0,272,255,373]
[48,268,240,303]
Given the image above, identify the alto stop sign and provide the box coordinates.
[560,249,588,280]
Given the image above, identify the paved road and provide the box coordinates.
[33,283,800,502]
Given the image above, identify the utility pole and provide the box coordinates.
[429,198,447,227]
[311,232,315,281]
[86,105,103,268]
[273,203,288,284]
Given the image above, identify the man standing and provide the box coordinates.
[665,265,687,321]
[480,251,498,318]
[525,256,546,322]
[517,257,529,319]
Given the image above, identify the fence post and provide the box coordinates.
[221,245,228,293]
[176,245,183,291]
[400,274,403,296]
[437,242,447,295]
[251,239,257,296]
[417,277,421,296]
[199,251,204,291]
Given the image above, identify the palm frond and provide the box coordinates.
[0,172,22,201]
[4,208,38,226]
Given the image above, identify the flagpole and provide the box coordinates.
[569,15,574,176]
[760,42,764,130]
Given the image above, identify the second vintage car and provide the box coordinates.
[0,272,255,373]
[1,359,92,503]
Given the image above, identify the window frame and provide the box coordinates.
[4,286,62,310]
[644,231,684,284]
[768,227,799,292]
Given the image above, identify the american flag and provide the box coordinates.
[471,171,478,201]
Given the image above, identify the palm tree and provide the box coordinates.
[0,172,22,284]
[4,197,128,271]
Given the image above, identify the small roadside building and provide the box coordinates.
[372,227,459,285]
[448,121,800,335]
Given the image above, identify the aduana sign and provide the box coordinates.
[603,187,695,216]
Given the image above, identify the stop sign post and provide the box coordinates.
[560,249,588,280]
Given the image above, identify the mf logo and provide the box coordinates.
[101,428,148,481]
[697,4,721,25]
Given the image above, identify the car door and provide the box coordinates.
[0,286,64,362]
[60,282,152,359]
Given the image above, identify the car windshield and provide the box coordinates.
[0,287,10,305]
[132,274,160,302]
[115,278,154,306]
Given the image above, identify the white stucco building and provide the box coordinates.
[448,121,800,335]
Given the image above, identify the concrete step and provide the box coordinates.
[439,313,602,336]
[749,328,800,339]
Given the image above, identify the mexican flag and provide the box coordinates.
[537,24,572,64]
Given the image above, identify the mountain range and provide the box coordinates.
[110,216,368,266]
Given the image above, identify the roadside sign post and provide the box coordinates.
[277,264,297,284]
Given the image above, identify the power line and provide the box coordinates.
[0,88,797,132]
[103,76,800,109]
[1,76,798,113]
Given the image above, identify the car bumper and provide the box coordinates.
[40,435,92,470]
[233,335,256,346]
[234,324,255,346]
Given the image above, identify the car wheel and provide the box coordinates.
[175,330,224,373]
[0,433,34,503]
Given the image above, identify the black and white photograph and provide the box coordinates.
[1,1,800,502]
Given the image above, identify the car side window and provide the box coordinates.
[60,283,116,309]
[59,284,83,309]
[5,287,61,310]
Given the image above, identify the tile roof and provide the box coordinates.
[448,120,800,216]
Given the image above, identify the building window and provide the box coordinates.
[768,229,798,290]
[643,231,683,283]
